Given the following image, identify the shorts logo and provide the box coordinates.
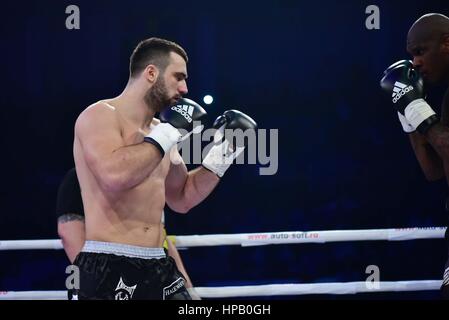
[392,81,413,103]
[172,105,194,123]
[162,277,185,300]
[114,277,137,300]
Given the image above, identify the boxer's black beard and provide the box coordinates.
[144,77,171,112]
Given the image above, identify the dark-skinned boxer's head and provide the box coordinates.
[407,13,449,85]
[129,38,189,112]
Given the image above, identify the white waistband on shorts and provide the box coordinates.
[82,240,166,259]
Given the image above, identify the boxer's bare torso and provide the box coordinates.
[74,100,172,247]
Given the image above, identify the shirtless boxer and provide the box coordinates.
[56,167,198,299]
[73,37,257,300]
[380,13,449,299]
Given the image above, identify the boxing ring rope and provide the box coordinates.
[0,227,446,299]
[0,226,446,250]
[0,280,443,300]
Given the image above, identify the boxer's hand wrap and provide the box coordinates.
[144,123,182,156]
[144,98,207,156]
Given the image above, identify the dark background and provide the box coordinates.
[1,0,448,299]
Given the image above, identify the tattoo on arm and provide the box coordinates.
[58,213,85,224]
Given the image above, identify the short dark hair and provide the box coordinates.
[129,37,188,78]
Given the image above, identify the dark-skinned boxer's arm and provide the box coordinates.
[411,89,449,181]
[423,88,449,183]
[380,60,444,181]
[440,89,449,127]
[408,132,444,181]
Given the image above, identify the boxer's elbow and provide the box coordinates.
[174,207,191,214]
[95,163,133,192]
[166,198,191,214]
[169,204,191,214]
[88,156,133,192]
[100,172,129,192]
[165,187,193,214]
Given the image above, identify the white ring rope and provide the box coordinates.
[0,280,442,300]
[1,227,445,299]
[0,227,446,250]
[175,227,446,247]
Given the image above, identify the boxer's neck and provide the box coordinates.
[113,85,155,130]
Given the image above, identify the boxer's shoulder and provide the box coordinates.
[88,100,118,115]
[76,100,121,129]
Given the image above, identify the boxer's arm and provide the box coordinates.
[75,103,163,192]
[421,89,449,181]
[57,214,85,263]
[408,132,444,181]
[165,148,219,213]
[423,124,449,180]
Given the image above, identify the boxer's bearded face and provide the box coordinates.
[144,75,172,112]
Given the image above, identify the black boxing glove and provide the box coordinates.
[144,98,207,156]
[380,60,438,134]
[202,110,258,177]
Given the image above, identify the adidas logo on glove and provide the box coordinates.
[171,104,194,123]
[392,81,414,103]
